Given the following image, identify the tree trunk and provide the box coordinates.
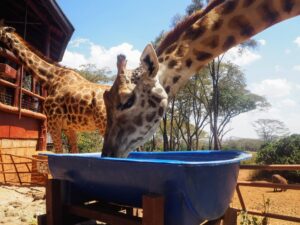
[162,114,169,151]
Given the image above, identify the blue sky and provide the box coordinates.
[57,0,300,139]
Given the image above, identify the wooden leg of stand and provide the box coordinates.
[222,208,238,225]
[46,179,63,225]
[142,195,164,225]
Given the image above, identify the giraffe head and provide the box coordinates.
[102,44,168,157]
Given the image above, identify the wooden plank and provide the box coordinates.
[22,88,45,101]
[46,179,63,225]
[10,154,22,185]
[0,78,18,88]
[240,164,300,171]
[236,209,300,223]
[236,185,246,211]
[222,208,237,225]
[237,181,300,190]
[142,195,164,225]
[0,102,46,120]
[66,204,142,225]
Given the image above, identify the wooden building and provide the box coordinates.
[0,0,74,157]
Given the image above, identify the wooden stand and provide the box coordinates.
[38,179,164,225]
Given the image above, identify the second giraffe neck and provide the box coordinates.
[1,30,68,86]
[157,0,300,98]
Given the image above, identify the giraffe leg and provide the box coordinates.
[65,129,78,153]
[48,121,63,153]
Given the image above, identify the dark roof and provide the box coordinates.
[0,0,74,61]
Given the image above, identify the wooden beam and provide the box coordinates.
[222,208,237,225]
[235,209,300,223]
[240,164,300,171]
[66,204,142,225]
[0,102,46,120]
[237,181,300,190]
[142,195,164,225]
[46,179,63,225]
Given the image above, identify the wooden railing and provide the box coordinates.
[230,164,300,224]
[0,47,46,120]
[0,153,48,186]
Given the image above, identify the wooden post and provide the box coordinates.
[222,208,238,225]
[142,195,164,225]
[46,179,63,225]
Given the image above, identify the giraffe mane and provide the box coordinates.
[12,31,63,67]
[156,0,225,56]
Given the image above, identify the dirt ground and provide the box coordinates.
[0,185,45,225]
[0,170,299,225]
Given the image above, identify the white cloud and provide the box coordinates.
[294,36,300,47]
[62,39,141,71]
[224,46,261,66]
[62,51,88,69]
[279,98,297,108]
[250,79,292,98]
[293,65,300,71]
[69,38,91,48]
[258,39,266,46]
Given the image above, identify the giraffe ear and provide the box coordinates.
[140,44,159,78]
[3,26,15,33]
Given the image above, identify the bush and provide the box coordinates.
[77,131,103,153]
[256,134,300,182]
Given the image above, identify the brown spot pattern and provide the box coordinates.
[193,50,212,61]
[203,35,219,49]
[243,0,255,7]
[168,60,178,69]
[146,111,156,122]
[220,0,238,14]
[228,15,254,37]
[212,19,223,31]
[183,25,206,41]
[282,0,295,13]
[185,58,193,68]
[173,75,180,84]
[258,2,280,24]
[223,36,236,50]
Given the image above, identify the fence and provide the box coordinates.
[230,164,300,224]
[0,153,48,186]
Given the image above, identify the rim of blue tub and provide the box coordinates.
[43,150,252,167]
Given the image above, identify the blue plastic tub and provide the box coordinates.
[46,150,251,225]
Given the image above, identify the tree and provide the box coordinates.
[77,64,113,83]
[253,119,290,143]
[198,61,268,149]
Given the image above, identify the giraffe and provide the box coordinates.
[102,45,168,157]
[0,26,111,153]
[102,0,300,157]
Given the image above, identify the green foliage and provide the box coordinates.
[256,134,300,181]
[239,196,270,225]
[77,131,103,153]
[223,138,264,152]
[77,64,113,84]
[256,134,300,164]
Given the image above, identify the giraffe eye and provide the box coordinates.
[117,94,136,111]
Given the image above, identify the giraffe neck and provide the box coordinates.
[157,0,300,97]
[0,29,61,84]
